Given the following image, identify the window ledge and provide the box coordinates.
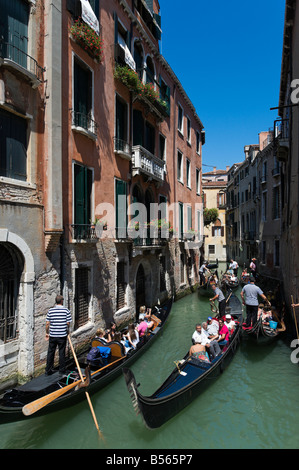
[1,58,42,89]
[72,125,97,141]
[0,176,36,189]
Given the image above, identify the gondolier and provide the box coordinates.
[199,261,210,286]
[45,295,72,376]
[241,277,269,328]
[210,284,226,316]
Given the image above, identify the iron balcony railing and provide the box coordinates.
[274,119,289,141]
[70,224,98,242]
[113,137,132,158]
[71,111,98,135]
[0,41,44,83]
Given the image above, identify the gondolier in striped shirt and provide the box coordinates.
[45,295,72,376]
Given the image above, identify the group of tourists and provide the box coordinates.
[189,313,236,363]
[44,297,158,376]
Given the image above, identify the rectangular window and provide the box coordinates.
[73,163,93,239]
[74,267,90,330]
[196,131,201,154]
[187,205,192,231]
[178,104,184,134]
[115,179,127,239]
[159,134,166,161]
[2,0,29,69]
[159,76,170,116]
[0,108,27,181]
[145,121,155,155]
[273,186,280,219]
[115,95,128,151]
[179,202,184,240]
[196,168,200,194]
[177,150,183,183]
[186,158,191,188]
[262,191,267,221]
[208,245,215,255]
[73,57,93,131]
[117,261,127,310]
[187,117,191,143]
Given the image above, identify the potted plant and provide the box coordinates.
[70,19,104,63]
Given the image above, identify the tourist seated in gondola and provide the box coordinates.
[137,318,148,337]
[95,328,108,344]
[206,316,219,337]
[105,322,117,342]
[144,308,155,330]
[224,314,235,335]
[188,342,210,363]
[216,319,230,347]
[192,323,221,359]
[122,323,140,351]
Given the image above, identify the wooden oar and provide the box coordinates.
[22,355,126,417]
[67,335,103,439]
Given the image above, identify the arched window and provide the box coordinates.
[0,244,23,343]
[134,40,144,80]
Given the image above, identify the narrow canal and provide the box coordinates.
[1,272,299,449]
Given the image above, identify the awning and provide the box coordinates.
[80,0,99,35]
[118,35,136,71]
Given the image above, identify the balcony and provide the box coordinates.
[71,111,98,140]
[132,145,165,184]
[70,224,98,242]
[0,42,44,88]
[113,137,132,160]
[274,119,289,161]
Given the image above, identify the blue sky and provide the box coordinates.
[160,0,286,171]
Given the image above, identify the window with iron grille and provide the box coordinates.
[0,244,21,343]
[117,261,126,310]
[74,267,90,329]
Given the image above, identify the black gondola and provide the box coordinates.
[242,310,286,344]
[206,259,218,269]
[198,270,219,297]
[123,294,243,430]
[0,298,173,424]
[221,271,239,291]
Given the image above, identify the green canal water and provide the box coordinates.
[1,276,299,449]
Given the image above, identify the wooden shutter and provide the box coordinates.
[74,164,92,225]
[74,59,92,127]
[0,108,27,181]
[117,262,126,310]
[116,97,127,142]
[4,0,29,68]
[115,179,127,238]
[133,110,144,146]
[187,206,192,230]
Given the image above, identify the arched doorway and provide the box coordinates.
[135,264,145,319]
[0,243,23,343]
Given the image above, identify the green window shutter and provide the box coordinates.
[179,203,184,239]
[0,108,27,181]
[88,0,99,19]
[187,206,192,231]
[3,0,29,68]
[115,179,127,238]
[145,0,153,11]
[74,164,92,226]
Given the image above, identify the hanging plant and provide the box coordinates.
[70,19,104,63]
[114,64,167,113]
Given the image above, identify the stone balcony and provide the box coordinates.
[132,145,165,185]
